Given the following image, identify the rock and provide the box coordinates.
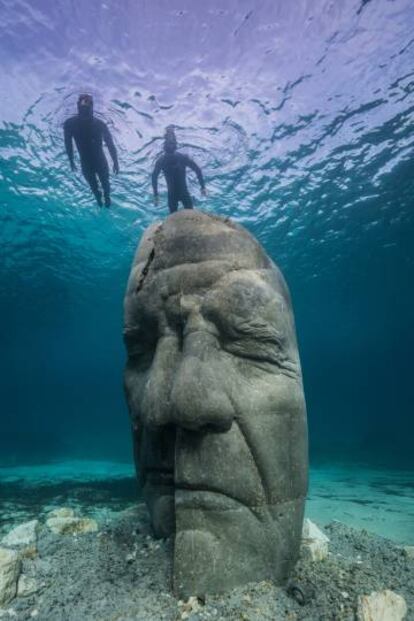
[302,518,329,542]
[1,521,39,548]
[125,547,138,563]
[17,575,40,597]
[47,507,75,519]
[0,547,21,606]
[179,596,202,619]
[0,610,17,618]
[402,546,414,560]
[357,589,407,621]
[46,517,98,535]
[302,540,328,562]
[19,546,38,560]
[301,519,329,561]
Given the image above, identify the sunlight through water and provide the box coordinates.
[1,0,413,465]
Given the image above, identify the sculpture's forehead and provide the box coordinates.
[156,261,249,297]
[133,211,271,272]
[130,261,290,330]
[153,261,279,299]
[152,229,269,273]
[126,213,292,327]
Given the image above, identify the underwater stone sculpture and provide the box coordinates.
[123,210,308,597]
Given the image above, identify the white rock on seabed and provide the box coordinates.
[1,521,39,548]
[17,575,40,598]
[46,517,98,535]
[178,596,202,620]
[301,518,330,562]
[47,507,75,519]
[357,589,407,621]
[402,546,414,560]
[0,548,21,606]
[0,610,17,618]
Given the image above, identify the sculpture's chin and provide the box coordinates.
[173,494,305,598]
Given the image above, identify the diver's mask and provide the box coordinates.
[77,94,94,119]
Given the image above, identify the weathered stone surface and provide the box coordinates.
[357,589,407,621]
[17,575,40,598]
[124,210,308,596]
[0,547,21,606]
[1,520,39,548]
[47,508,75,519]
[301,518,329,561]
[19,545,37,560]
[46,517,98,535]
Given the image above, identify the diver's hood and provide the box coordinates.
[164,127,177,153]
[77,95,94,119]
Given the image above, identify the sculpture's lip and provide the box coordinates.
[175,487,246,511]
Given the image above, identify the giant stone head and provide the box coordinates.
[124,210,308,597]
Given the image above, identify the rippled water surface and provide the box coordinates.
[1,0,413,464]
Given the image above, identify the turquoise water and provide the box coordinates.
[1,1,413,541]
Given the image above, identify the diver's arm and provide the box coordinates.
[185,156,205,191]
[102,123,119,173]
[151,158,162,204]
[63,120,76,171]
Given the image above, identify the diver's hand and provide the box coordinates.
[113,162,119,175]
[153,195,159,206]
[202,187,207,197]
[70,161,76,172]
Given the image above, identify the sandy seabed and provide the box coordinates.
[0,461,413,620]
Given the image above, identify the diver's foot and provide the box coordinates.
[104,195,111,208]
[95,193,103,207]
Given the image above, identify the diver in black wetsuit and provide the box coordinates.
[63,94,119,208]
[151,126,206,213]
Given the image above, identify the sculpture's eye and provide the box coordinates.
[222,319,286,367]
[203,282,291,369]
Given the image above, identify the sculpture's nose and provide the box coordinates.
[169,328,235,432]
[140,299,235,433]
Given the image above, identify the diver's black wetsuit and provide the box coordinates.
[152,152,205,213]
[64,114,118,206]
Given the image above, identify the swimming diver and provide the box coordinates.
[151,126,206,213]
[63,94,119,207]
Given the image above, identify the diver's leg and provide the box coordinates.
[97,159,111,207]
[82,166,102,206]
[181,192,193,210]
[168,192,179,214]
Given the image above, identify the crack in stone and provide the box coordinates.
[135,223,163,294]
[135,247,155,294]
